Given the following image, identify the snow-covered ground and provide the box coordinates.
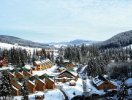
[13,89,65,100]
[0,42,40,55]
[125,78,132,87]
[57,78,83,100]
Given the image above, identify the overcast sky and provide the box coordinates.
[0,0,132,43]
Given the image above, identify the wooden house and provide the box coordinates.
[23,68,32,77]
[92,75,117,90]
[32,66,37,71]
[35,79,46,91]
[30,75,46,91]
[57,70,78,82]
[9,72,16,79]
[33,59,53,71]
[0,57,8,67]
[25,80,36,93]
[15,72,24,79]
[33,61,42,70]
[12,86,20,96]
[40,74,55,89]
[11,78,22,90]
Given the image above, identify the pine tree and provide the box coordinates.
[0,70,12,100]
[20,80,28,100]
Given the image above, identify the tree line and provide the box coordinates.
[0,47,54,67]
[63,44,132,79]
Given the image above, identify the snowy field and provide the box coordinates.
[13,89,65,100]
[57,78,83,100]
[0,42,40,55]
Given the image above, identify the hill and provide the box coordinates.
[99,30,132,49]
[0,35,49,48]
[50,39,97,48]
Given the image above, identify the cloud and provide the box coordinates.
[0,0,132,42]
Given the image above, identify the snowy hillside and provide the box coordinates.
[0,42,40,54]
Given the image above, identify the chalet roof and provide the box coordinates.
[29,75,39,81]
[24,65,31,70]
[40,74,54,82]
[34,59,52,65]
[12,85,19,91]
[35,61,41,65]
[39,73,50,79]
[58,70,78,77]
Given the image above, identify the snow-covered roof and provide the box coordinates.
[12,85,19,90]
[58,70,78,77]
[28,80,35,86]
[35,61,41,65]
[125,78,132,86]
[24,65,31,70]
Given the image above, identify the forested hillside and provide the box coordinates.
[63,30,132,79]
[99,30,132,49]
[0,35,49,48]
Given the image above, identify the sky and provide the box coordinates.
[0,0,132,43]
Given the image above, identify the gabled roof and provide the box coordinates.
[39,74,54,83]
[58,70,78,77]
[29,75,39,81]
[39,73,50,79]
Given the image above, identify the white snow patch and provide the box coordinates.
[28,89,64,100]
[125,78,132,86]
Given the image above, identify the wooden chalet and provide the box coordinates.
[11,78,22,89]
[12,86,20,96]
[40,74,55,89]
[23,68,32,77]
[32,66,37,71]
[0,57,8,67]
[9,72,16,79]
[33,59,53,71]
[35,79,46,91]
[25,79,36,93]
[92,75,117,90]
[57,70,78,83]
[11,78,22,96]
[15,72,24,79]
[30,75,46,91]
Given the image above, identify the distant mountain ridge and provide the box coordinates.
[99,30,132,49]
[50,39,97,46]
[0,35,49,48]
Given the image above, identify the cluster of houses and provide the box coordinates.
[9,67,55,96]
[0,57,119,97]
[8,65,79,96]
[32,59,53,71]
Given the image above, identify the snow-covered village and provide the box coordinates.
[0,0,132,100]
[0,42,132,100]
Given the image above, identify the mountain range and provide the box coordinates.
[0,30,132,49]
